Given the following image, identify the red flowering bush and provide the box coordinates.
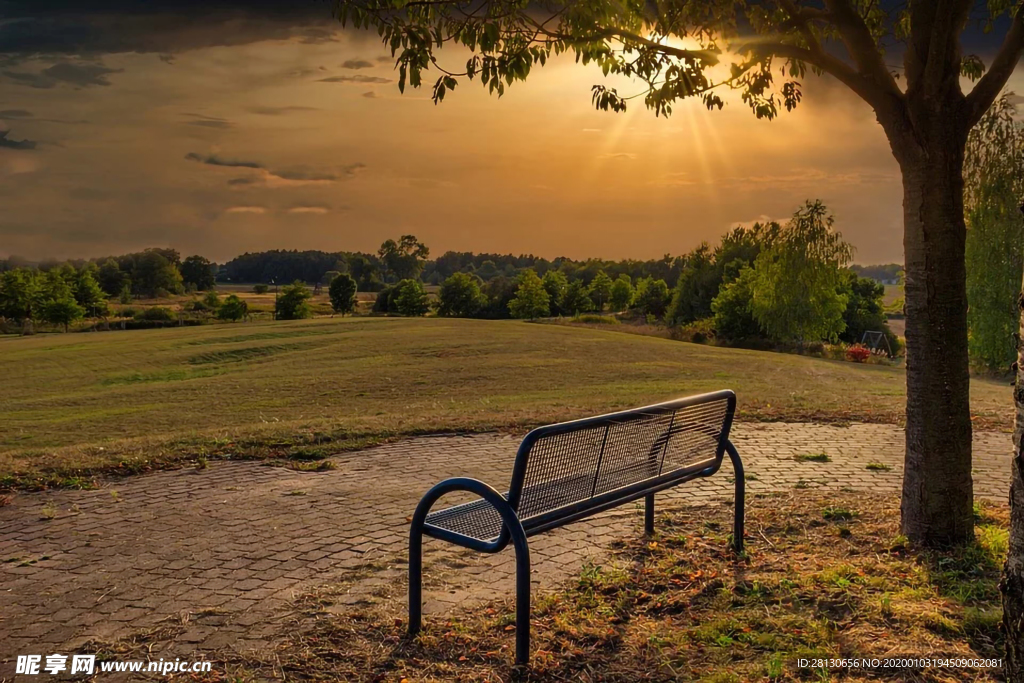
[845,344,871,363]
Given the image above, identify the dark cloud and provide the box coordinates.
[247,105,318,116]
[0,129,37,150]
[183,113,233,129]
[4,60,122,87]
[318,75,391,84]
[186,152,365,183]
[3,70,54,88]
[361,91,378,99]
[185,152,263,169]
[44,61,121,86]
[341,58,373,69]
[0,1,338,58]
[1008,93,1024,106]
[158,54,175,64]
[274,163,365,182]
[289,66,328,78]
[0,108,86,124]
[299,27,339,45]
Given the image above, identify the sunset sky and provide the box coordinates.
[1,1,1021,265]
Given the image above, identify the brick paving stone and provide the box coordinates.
[0,423,1012,671]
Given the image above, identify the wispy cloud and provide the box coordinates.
[183,113,233,129]
[341,59,374,69]
[248,105,317,116]
[223,206,266,214]
[287,206,330,215]
[0,109,86,124]
[318,75,391,84]
[187,152,365,186]
[185,152,262,169]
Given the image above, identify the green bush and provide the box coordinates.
[275,281,313,320]
[134,306,176,322]
[672,317,716,344]
[373,285,396,314]
[253,284,270,294]
[634,277,671,318]
[610,274,634,311]
[509,270,550,319]
[218,295,248,321]
[437,272,486,317]
[561,279,593,315]
[480,276,518,319]
[392,279,430,316]
[328,273,358,315]
[202,290,221,309]
[711,268,763,340]
[575,314,619,325]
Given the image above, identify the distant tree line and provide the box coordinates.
[850,263,902,284]
[219,249,385,292]
[411,200,899,354]
[0,263,107,332]
[2,220,901,348]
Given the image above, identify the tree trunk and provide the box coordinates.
[897,134,975,546]
[1002,212,1024,683]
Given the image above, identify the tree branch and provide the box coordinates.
[822,0,902,99]
[964,3,1024,128]
[744,40,884,109]
[776,0,826,54]
[531,21,720,65]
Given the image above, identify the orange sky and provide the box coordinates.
[1,26,1021,264]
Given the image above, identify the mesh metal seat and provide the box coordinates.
[409,390,745,666]
[425,495,506,543]
[424,473,598,542]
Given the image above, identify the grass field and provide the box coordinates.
[0,316,1011,489]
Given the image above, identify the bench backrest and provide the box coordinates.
[507,390,735,533]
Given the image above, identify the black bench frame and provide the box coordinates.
[408,390,744,666]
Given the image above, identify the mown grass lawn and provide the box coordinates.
[0,316,1011,488]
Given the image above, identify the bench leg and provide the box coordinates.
[405,478,532,666]
[726,441,745,553]
[511,527,531,667]
[644,493,655,536]
[408,521,424,635]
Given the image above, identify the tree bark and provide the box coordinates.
[896,127,975,546]
[1002,210,1024,683]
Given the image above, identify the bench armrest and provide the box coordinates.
[410,477,525,553]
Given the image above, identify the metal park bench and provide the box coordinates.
[408,390,745,666]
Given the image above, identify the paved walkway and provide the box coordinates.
[0,423,1011,667]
